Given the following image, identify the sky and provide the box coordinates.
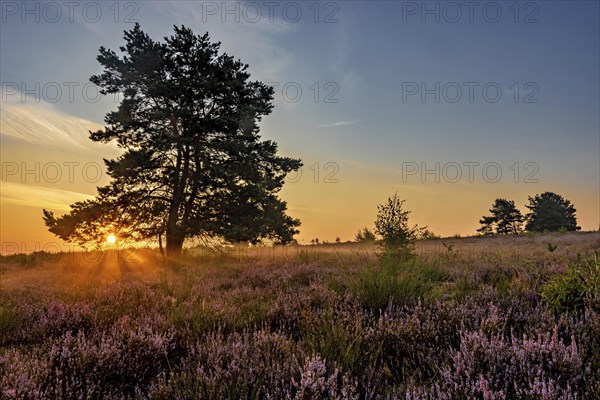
[1,0,599,252]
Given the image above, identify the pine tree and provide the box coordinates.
[477,199,524,235]
[43,24,301,258]
[525,192,580,232]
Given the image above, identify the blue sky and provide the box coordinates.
[1,1,599,248]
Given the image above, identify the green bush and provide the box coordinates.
[374,193,423,254]
[542,255,600,312]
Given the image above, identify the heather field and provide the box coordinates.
[1,232,600,399]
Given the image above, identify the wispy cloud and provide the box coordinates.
[318,120,359,128]
[0,181,94,211]
[0,94,117,152]
[328,20,363,99]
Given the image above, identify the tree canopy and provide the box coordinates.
[477,198,524,235]
[525,192,580,232]
[43,24,302,257]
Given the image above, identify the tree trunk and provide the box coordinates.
[166,232,184,259]
[158,234,165,260]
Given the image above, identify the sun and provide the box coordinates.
[106,234,117,244]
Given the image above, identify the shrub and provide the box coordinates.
[542,256,600,312]
[374,193,423,255]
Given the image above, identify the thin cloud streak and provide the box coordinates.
[1,181,94,211]
[0,97,117,152]
[318,121,359,128]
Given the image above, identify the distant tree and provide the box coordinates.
[354,227,376,242]
[477,198,524,235]
[42,24,301,258]
[417,228,441,240]
[477,216,495,235]
[335,237,341,243]
[525,192,580,232]
[419,229,440,240]
[374,193,424,253]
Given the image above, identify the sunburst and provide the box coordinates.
[106,234,117,244]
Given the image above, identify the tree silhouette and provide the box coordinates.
[354,227,376,242]
[525,192,580,232]
[374,193,423,253]
[477,198,524,235]
[43,24,301,258]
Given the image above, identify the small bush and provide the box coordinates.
[542,256,600,312]
[374,193,423,255]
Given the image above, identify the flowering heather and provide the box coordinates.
[1,232,599,398]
